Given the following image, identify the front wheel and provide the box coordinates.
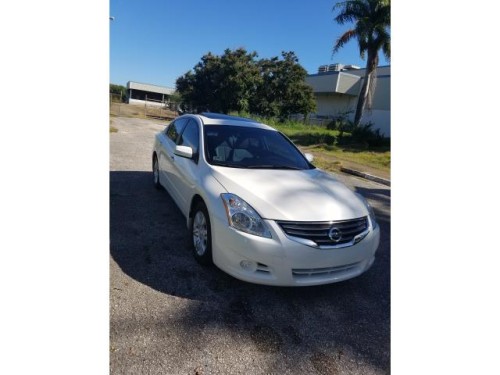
[191,202,213,265]
[153,155,161,189]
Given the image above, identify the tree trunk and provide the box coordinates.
[354,51,379,127]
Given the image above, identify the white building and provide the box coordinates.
[127,81,175,107]
[305,65,390,136]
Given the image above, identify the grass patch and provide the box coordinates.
[234,113,390,178]
[109,102,176,120]
[311,156,343,174]
[239,115,341,146]
[332,148,390,169]
[302,144,390,178]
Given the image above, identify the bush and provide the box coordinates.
[110,84,127,103]
[289,132,336,146]
[326,111,354,131]
[338,122,390,148]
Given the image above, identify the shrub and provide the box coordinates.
[289,132,336,146]
[326,111,354,131]
[338,122,390,148]
[110,84,127,103]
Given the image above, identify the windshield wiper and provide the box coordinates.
[246,165,302,170]
[210,161,248,168]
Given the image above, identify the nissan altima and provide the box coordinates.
[152,113,380,286]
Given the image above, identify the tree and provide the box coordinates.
[176,48,315,119]
[176,48,260,114]
[251,52,316,120]
[110,83,127,102]
[332,0,390,126]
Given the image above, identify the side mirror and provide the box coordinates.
[174,145,193,159]
[304,153,314,163]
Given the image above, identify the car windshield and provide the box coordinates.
[203,125,313,170]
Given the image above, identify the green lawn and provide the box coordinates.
[301,144,390,179]
[268,121,390,178]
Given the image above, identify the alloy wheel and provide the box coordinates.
[193,211,208,256]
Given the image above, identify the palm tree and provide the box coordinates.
[332,0,390,126]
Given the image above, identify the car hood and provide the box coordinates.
[211,166,367,221]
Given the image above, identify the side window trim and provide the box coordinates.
[177,119,200,163]
[166,118,189,144]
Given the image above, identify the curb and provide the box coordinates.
[340,167,391,187]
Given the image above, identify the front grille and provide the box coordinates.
[292,262,361,279]
[276,217,368,248]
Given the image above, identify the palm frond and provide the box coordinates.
[332,29,357,55]
[334,1,370,25]
[382,41,390,61]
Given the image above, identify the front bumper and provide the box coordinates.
[211,215,380,286]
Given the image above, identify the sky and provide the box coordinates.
[110,0,390,88]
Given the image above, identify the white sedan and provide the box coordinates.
[152,113,380,286]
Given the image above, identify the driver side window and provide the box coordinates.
[166,118,189,143]
[177,119,200,162]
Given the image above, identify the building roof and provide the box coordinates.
[305,72,361,95]
[305,65,390,95]
[307,65,390,78]
[127,81,175,95]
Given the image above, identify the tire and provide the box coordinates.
[191,202,213,265]
[153,155,161,189]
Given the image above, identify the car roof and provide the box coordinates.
[200,112,256,122]
[185,112,276,130]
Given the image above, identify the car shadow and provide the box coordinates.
[355,186,390,207]
[110,171,390,372]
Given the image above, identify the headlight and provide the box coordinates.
[221,193,272,238]
[355,193,378,229]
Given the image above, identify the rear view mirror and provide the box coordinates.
[304,153,314,162]
[174,145,193,159]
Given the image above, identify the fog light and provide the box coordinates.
[240,260,257,272]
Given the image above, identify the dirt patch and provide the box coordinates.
[110,102,177,121]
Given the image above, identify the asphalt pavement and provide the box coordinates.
[110,116,391,375]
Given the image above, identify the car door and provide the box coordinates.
[158,118,189,204]
[169,118,201,215]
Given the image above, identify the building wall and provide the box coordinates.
[306,66,390,136]
[306,74,338,92]
[128,98,167,108]
[366,74,390,111]
[129,89,167,102]
[306,71,361,95]
[336,73,361,95]
[359,110,390,136]
[126,81,175,108]
[315,93,357,117]
[343,65,391,78]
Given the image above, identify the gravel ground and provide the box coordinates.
[110,116,391,375]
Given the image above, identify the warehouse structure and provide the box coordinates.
[305,65,390,136]
[126,81,175,107]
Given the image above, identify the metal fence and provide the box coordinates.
[143,99,179,119]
